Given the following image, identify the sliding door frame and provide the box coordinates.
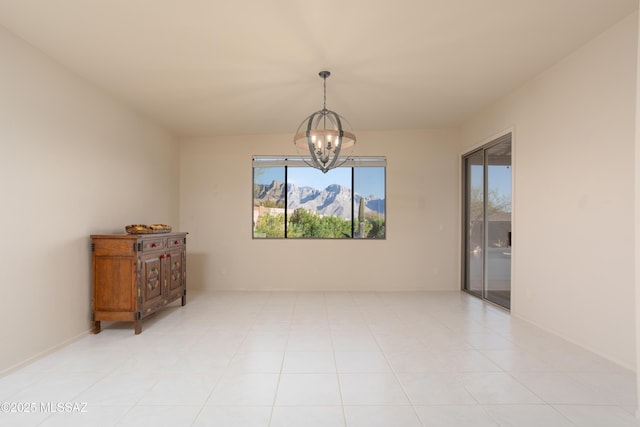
[461,131,513,310]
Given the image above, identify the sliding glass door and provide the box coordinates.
[463,151,484,299]
[462,134,512,309]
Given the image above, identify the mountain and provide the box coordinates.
[254,180,384,219]
[254,180,286,206]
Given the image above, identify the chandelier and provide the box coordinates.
[294,71,356,173]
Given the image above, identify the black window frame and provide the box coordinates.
[252,156,386,239]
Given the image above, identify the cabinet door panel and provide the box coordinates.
[168,249,185,298]
[141,254,163,310]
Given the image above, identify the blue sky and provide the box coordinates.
[471,164,512,205]
[255,166,385,199]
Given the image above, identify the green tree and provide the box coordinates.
[467,186,511,248]
[365,215,385,238]
[254,212,285,238]
[260,199,283,208]
[288,208,352,238]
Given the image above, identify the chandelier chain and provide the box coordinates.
[323,75,327,110]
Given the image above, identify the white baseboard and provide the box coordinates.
[0,329,91,377]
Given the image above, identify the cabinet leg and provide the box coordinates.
[181,294,187,306]
[134,319,142,335]
[92,321,101,334]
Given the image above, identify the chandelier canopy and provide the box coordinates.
[293,71,356,173]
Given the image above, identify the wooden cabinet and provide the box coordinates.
[91,232,187,334]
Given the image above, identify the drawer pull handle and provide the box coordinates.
[160,254,166,259]
[151,243,157,248]
[174,240,180,245]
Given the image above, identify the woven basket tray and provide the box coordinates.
[125,224,172,234]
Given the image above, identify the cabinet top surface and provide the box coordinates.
[91,232,188,239]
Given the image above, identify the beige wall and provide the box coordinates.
[463,12,638,369]
[180,129,461,292]
[0,26,179,373]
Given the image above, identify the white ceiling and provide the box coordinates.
[0,0,636,137]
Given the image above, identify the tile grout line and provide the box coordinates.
[267,291,296,427]
[327,291,349,427]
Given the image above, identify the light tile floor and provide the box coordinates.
[1,291,638,426]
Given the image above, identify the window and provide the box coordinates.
[253,156,386,239]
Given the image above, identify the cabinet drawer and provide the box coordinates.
[141,239,165,251]
[167,237,186,248]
